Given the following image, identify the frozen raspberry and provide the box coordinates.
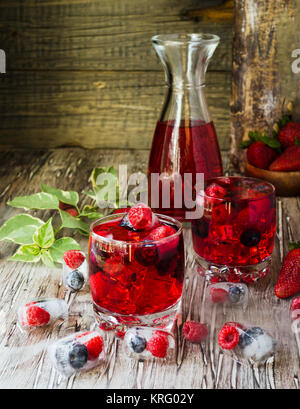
[146,333,169,358]
[205,183,227,199]
[146,225,177,241]
[182,321,208,343]
[26,304,51,327]
[128,203,153,230]
[76,332,104,361]
[63,250,85,269]
[290,297,300,321]
[210,287,228,304]
[218,325,240,350]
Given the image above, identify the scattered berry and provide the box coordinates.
[277,121,300,148]
[26,305,50,327]
[129,334,147,353]
[63,250,85,269]
[182,321,208,343]
[210,287,228,304]
[134,242,158,266]
[218,325,240,350]
[128,203,153,230]
[146,333,169,358]
[240,229,261,247]
[275,245,300,299]
[76,332,104,360]
[247,141,278,169]
[205,183,227,198]
[66,269,85,291]
[290,297,300,321]
[269,145,300,172]
[228,285,244,304]
[68,343,89,369]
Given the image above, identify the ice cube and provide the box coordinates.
[18,298,68,330]
[207,282,248,307]
[123,327,175,360]
[48,330,105,377]
[62,250,87,292]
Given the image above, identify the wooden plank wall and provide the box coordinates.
[0,0,233,150]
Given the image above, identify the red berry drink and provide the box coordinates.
[148,119,223,221]
[192,177,276,283]
[88,204,185,332]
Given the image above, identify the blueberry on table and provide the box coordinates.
[228,285,244,304]
[68,343,89,369]
[129,334,147,353]
[240,229,261,247]
[66,270,85,291]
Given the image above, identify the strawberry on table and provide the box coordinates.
[269,145,300,172]
[275,242,300,299]
[277,121,300,148]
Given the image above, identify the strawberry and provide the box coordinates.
[76,332,104,360]
[182,321,208,343]
[128,203,153,230]
[275,243,300,299]
[146,333,169,358]
[218,324,240,350]
[269,145,300,172]
[26,304,50,327]
[290,297,300,321]
[247,141,278,169]
[277,121,300,148]
[63,250,85,269]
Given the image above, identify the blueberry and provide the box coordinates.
[239,327,264,348]
[228,285,244,304]
[240,229,261,247]
[68,343,89,369]
[130,334,147,353]
[134,243,158,266]
[192,218,209,239]
[66,269,85,291]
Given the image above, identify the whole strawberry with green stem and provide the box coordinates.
[275,242,300,299]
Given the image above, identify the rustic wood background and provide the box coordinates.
[0,149,299,389]
[0,0,233,151]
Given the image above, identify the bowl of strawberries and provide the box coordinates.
[242,115,300,196]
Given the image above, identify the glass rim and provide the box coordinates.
[90,212,183,246]
[152,33,220,46]
[199,176,276,202]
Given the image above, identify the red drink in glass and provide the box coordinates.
[192,177,276,283]
[148,119,223,221]
[88,213,184,332]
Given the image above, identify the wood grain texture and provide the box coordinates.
[0,0,233,150]
[230,0,295,172]
[0,71,231,150]
[0,148,299,389]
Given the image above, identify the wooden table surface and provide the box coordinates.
[0,148,299,389]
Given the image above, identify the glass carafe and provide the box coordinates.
[148,34,223,221]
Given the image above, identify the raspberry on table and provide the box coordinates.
[146,333,169,358]
[218,325,240,350]
[63,250,85,269]
[182,321,208,343]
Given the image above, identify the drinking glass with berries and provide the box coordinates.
[88,203,185,333]
[192,176,276,283]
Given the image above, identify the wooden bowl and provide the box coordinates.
[245,162,300,196]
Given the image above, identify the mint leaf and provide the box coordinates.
[41,250,56,267]
[49,237,81,263]
[9,244,41,263]
[41,184,79,208]
[240,139,253,149]
[33,218,55,248]
[0,214,44,245]
[80,205,103,220]
[59,210,90,235]
[289,241,300,250]
[7,192,59,210]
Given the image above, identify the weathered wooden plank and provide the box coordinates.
[0,71,231,150]
[0,0,233,72]
[0,149,298,389]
